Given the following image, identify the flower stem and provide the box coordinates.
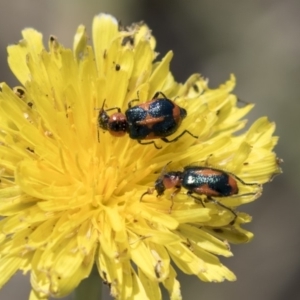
[73,265,102,300]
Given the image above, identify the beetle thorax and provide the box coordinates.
[163,172,182,189]
[108,113,128,137]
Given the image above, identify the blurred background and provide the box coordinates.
[0,0,299,299]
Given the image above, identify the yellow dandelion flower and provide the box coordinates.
[0,13,281,300]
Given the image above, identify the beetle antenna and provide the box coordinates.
[160,161,172,178]
[94,99,106,111]
[140,188,155,202]
[140,162,172,202]
[101,99,106,111]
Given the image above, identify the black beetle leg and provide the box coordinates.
[161,130,198,144]
[140,188,155,202]
[95,101,121,113]
[140,191,149,202]
[128,99,140,108]
[206,196,237,225]
[189,193,237,225]
[230,174,261,187]
[101,102,122,113]
[230,192,260,198]
[138,140,162,149]
[187,191,205,207]
[153,91,168,99]
[128,91,141,108]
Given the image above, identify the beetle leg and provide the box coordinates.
[230,191,261,198]
[189,193,237,224]
[128,99,140,108]
[128,91,141,108]
[168,200,174,214]
[97,100,121,113]
[138,140,162,149]
[140,188,155,202]
[231,175,262,187]
[153,91,168,99]
[206,196,237,225]
[187,191,205,207]
[204,154,213,166]
[161,130,198,143]
[168,186,181,213]
[219,169,261,187]
[103,106,122,113]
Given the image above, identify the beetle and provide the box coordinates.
[98,92,198,148]
[142,164,260,224]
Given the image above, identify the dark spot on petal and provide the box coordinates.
[193,84,199,93]
[27,147,34,153]
[118,20,124,31]
[14,87,26,98]
[50,36,56,42]
[115,64,121,71]
[122,36,134,46]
